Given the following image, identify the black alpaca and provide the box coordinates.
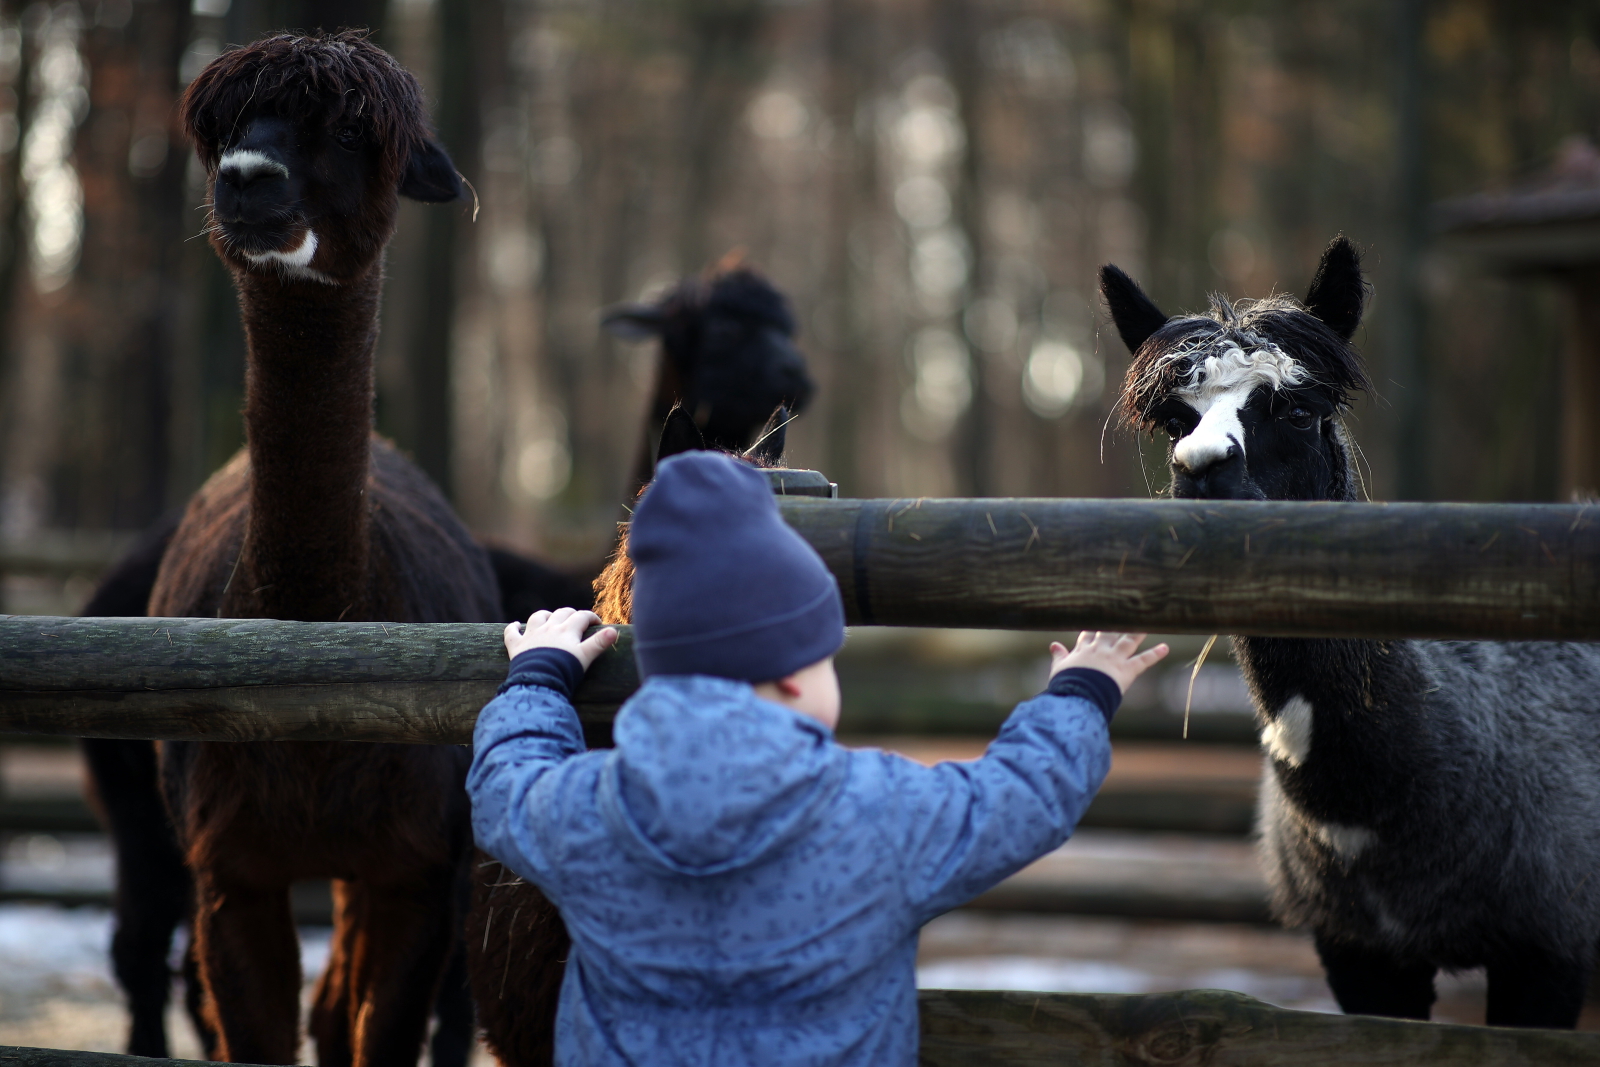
[1105,236,1600,1029]
[603,258,814,490]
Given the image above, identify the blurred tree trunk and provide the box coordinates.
[935,0,989,495]
[409,0,487,499]
[49,0,192,527]
[0,0,33,530]
[674,0,769,272]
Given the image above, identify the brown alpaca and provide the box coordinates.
[465,410,791,1066]
[148,33,496,1066]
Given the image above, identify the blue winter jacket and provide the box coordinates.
[467,650,1118,1067]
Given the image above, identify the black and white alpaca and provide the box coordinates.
[1105,236,1600,1029]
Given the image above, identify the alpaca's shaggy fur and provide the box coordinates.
[144,32,494,1066]
[1105,236,1600,1028]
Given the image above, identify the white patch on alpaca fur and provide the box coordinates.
[1261,694,1313,767]
[243,229,336,285]
[1170,343,1307,474]
[1315,821,1375,860]
[218,148,290,181]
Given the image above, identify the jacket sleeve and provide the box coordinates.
[874,680,1115,924]
[467,648,590,895]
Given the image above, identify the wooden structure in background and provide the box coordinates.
[1438,138,1600,498]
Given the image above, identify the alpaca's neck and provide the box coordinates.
[1234,634,1440,825]
[236,268,382,621]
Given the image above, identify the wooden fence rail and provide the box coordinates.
[0,989,1594,1065]
[0,616,612,744]
[3,497,1598,744]
[778,496,1600,640]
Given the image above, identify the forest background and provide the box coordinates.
[0,0,1593,568]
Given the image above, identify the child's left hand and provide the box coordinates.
[504,607,618,671]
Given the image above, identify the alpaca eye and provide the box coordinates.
[1285,406,1315,429]
[1164,418,1186,441]
[334,125,361,148]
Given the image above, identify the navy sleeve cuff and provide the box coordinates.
[500,647,585,698]
[1047,667,1122,724]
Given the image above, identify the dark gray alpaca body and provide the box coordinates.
[1104,237,1600,1028]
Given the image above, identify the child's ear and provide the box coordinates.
[776,675,804,698]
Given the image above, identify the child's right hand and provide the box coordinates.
[505,607,618,670]
[1049,631,1169,695]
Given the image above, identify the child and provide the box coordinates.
[467,452,1167,1066]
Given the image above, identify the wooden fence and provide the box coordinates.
[3,497,1599,744]
[777,496,1600,639]
[0,989,1595,1065]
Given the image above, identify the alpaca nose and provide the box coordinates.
[1173,435,1240,477]
[214,150,292,223]
[1172,432,1249,499]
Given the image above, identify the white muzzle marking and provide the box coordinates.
[1173,383,1252,473]
[1170,342,1308,473]
[243,229,336,286]
[218,148,290,182]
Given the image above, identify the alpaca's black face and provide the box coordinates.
[1149,370,1347,502]
[184,34,463,286]
[207,109,459,286]
[686,315,813,452]
[209,112,374,283]
[602,265,816,454]
[1103,236,1374,504]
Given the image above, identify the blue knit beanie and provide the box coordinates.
[629,452,845,681]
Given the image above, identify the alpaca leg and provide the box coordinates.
[181,937,218,1059]
[1485,949,1591,1028]
[337,874,457,1067]
[467,860,569,1067]
[429,938,475,1067]
[429,850,476,1067]
[107,856,185,1058]
[192,876,302,1064]
[310,881,358,1067]
[82,738,189,1057]
[1315,934,1437,1019]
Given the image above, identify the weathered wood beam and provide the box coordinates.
[0,616,625,744]
[0,989,1594,1065]
[917,988,1600,1064]
[779,497,1600,640]
[4,498,1598,744]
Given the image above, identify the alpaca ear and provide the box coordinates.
[656,406,706,466]
[745,406,790,466]
[1304,235,1368,341]
[601,303,665,342]
[400,139,464,203]
[1099,265,1168,354]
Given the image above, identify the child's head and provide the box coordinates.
[628,451,845,721]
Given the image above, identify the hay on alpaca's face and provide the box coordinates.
[1118,295,1371,436]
